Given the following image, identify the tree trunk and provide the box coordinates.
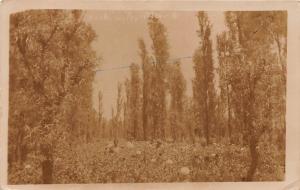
[205,98,210,146]
[133,117,138,140]
[227,84,232,143]
[153,114,158,140]
[142,85,148,141]
[41,144,53,184]
[246,136,258,181]
[16,128,24,164]
[142,112,148,140]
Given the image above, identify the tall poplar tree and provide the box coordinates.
[168,62,186,141]
[139,39,151,140]
[193,11,215,146]
[147,16,169,140]
[217,32,234,143]
[98,91,104,138]
[129,63,142,139]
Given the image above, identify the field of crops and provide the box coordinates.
[8,139,284,184]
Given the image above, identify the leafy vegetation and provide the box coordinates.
[8,139,284,183]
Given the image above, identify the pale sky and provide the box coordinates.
[85,11,226,118]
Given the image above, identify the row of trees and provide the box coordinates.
[98,11,286,180]
[98,16,190,141]
[100,11,286,144]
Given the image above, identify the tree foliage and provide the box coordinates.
[193,12,216,146]
[219,11,287,180]
[9,10,98,183]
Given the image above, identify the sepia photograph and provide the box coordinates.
[7,9,287,184]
